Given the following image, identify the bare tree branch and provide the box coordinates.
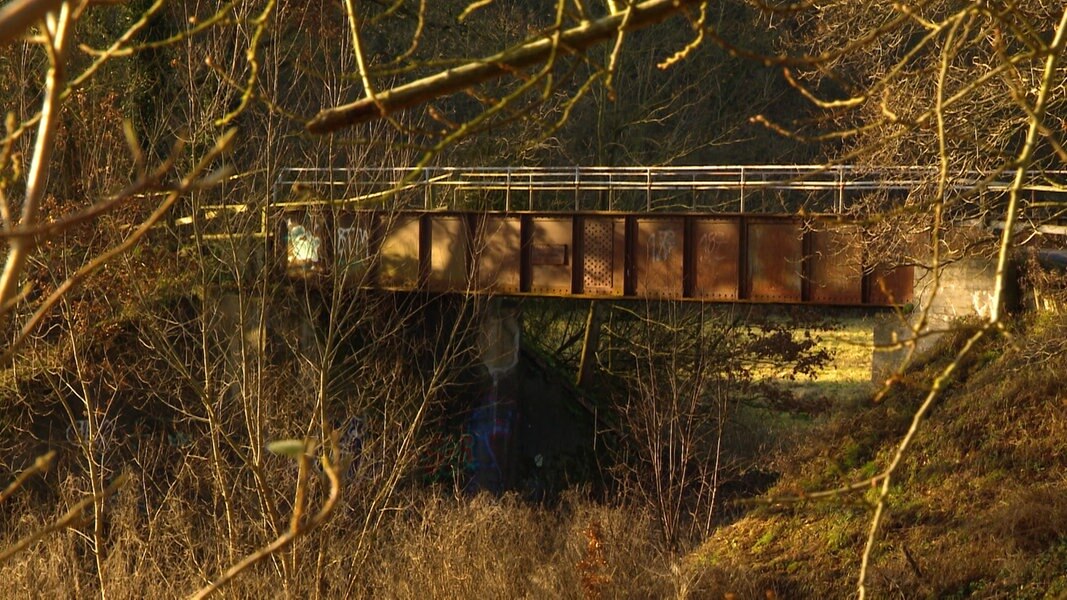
[307,0,703,133]
[0,0,62,46]
[0,1,72,321]
[0,473,128,564]
[0,451,55,505]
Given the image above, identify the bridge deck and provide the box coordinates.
[282,210,913,307]
[188,165,1067,305]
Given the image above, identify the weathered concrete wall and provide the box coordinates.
[872,254,1015,381]
[477,300,522,381]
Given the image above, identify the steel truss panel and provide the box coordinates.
[280,209,913,307]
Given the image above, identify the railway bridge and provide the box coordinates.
[179,165,1067,493]
[271,166,939,306]
[267,165,1063,306]
[188,165,1067,380]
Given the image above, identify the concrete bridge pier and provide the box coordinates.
[206,288,267,382]
[872,253,1016,382]
[466,298,523,494]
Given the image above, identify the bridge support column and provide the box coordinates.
[576,301,603,390]
[207,289,267,373]
[872,254,1017,382]
[467,299,522,494]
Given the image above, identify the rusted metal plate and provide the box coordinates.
[428,216,469,291]
[869,265,915,305]
[809,223,864,304]
[285,211,327,278]
[692,218,740,300]
[748,220,803,302]
[475,216,521,293]
[531,245,568,265]
[282,209,911,307]
[582,217,624,295]
[530,217,572,295]
[635,218,684,297]
[333,211,375,285]
[378,214,421,289]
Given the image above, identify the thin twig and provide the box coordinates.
[0,473,128,564]
[189,445,342,600]
[0,451,56,505]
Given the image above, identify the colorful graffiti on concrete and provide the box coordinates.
[418,431,474,485]
[464,383,518,495]
[286,218,323,275]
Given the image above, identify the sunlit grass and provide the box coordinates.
[756,317,876,402]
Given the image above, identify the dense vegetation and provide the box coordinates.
[1,1,1065,597]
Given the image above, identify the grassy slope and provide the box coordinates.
[690,316,1067,598]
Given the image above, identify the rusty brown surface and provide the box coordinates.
[378,214,421,289]
[747,220,803,302]
[531,245,568,265]
[281,209,911,306]
[809,223,864,304]
[530,217,573,295]
[692,218,740,300]
[429,216,469,291]
[474,215,521,293]
[869,265,915,305]
[635,218,684,297]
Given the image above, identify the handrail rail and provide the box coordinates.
[178,165,1067,238]
[273,165,1067,192]
[267,165,1067,215]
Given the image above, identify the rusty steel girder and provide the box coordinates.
[279,210,913,307]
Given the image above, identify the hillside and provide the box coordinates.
[687,315,1067,598]
[2,1,1067,596]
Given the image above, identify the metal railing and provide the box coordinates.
[272,165,1067,214]
[177,165,1067,237]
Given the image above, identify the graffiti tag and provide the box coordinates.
[698,231,721,259]
[336,225,371,266]
[647,229,677,263]
[287,221,321,264]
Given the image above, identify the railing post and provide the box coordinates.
[740,166,746,213]
[423,168,431,210]
[646,167,652,212]
[574,165,580,211]
[836,165,845,214]
[505,167,512,212]
[608,172,614,211]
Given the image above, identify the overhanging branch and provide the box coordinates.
[0,0,63,46]
[306,0,703,133]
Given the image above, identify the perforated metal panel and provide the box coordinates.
[582,218,623,294]
[584,219,613,291]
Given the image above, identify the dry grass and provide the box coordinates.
[4,309,1066,598]
[0,477,705,598]
[690,312,1067,598]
